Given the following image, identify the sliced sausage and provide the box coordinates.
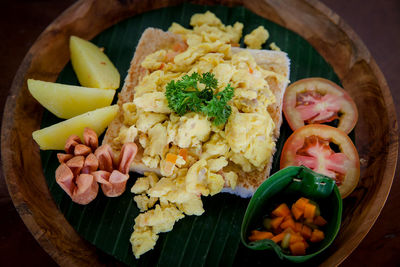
[72,174,99,205]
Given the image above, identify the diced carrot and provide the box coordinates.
[290,242,306,256]
[301,225,312,240]
[178,148,187,161]
[294,197,309,211]
[271,217,284,230]
[249,196,328,256]
[272,203,291,217]
[291,204,303,220]
[280,218,295,231]
[304,202,316,220]
[166,153,178,164]
[165,51,177,62]
[290,233,304,244]
[172,41,188,52]
[314,215,328,226]
[271,232,285,243]
[295,222,303,233]
[310,229,325,243]
[248,230,274,242]
[249,67,254,74]
[283,214,293,222]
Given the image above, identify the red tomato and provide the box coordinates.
[283,78,358,134]
[280,124,360,198]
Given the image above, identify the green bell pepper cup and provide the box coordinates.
[241,166,342,263]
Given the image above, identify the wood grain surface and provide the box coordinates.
[0,0,399,266]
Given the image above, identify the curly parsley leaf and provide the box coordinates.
[200,72,218,90]
[202,84,234,125]
[165,72,234,125]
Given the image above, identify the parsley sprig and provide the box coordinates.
[165,72,234,125]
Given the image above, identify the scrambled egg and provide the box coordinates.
[116,11,283,258]
[269,42,281,51]
[244,26,269,49]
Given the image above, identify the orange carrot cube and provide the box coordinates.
[178,148,187,161]
[248,230,274,242]
[314,215,328,226]
[283,214,293,222]
[290,242,306,256]
[290,234,304,244]
[294,197,309,211]
[295,222,303,233]
[291,204,303,220]
[304,203,316,220]
[272,203,291,217]
[281,218,295,231]
[271,217,284,230]
[271,232,286,243]
[166,153,178,164]
[310,229,325,243]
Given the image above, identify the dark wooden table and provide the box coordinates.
[1,0,399,265]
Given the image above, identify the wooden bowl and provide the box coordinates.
[1,0,398,266]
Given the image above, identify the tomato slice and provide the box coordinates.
[283,78,358,134]
[280,124,360,198]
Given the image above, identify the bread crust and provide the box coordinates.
[103,28,290,197]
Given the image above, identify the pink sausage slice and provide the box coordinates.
[94,144,115,172]
[55,163,75,197]
[118,143,138,174]
[64,135,81,154]
[93,170,129,197]
[66,155,84,177]
[57,153,74,164]
[83,127,99,150]
[71,174,99,205]
[82,153,99,174]
[74,144,92,156]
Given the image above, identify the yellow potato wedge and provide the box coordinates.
[32,105,118,150]
[70,36,120,89]
[27,79,115,119]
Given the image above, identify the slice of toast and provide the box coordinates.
[103,28,290,198]
[103,28,183,175]
[221,47,290,197]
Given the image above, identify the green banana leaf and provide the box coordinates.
[40,3,342,266]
